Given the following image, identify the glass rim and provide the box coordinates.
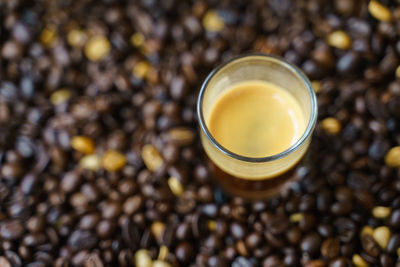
[197,53,318,163]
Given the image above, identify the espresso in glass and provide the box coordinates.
[197,54,317,199]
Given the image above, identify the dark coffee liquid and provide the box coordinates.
[206,154,308,200]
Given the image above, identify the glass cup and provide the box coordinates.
[197,54,318,199]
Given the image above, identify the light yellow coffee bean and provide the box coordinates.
[151,221,166,242]
[50,89,71,105]
[142,144,163,172]
[372,206,391,219]
[321,117,341,135]
[102,150,127,172]
[71,136,95,154]
[289,213,304,223]
[168,176,184,196]
[327,30,351,50]
[352,254,369,267]
[84,35,111,62]
[385,146,400,167]
[134,249,152,267]
[79,154,102,171]
[202,10,224,32]
[373,226,391,249]
[368,0,392,22]
[360,225,374,238]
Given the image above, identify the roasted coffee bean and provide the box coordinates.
[230,222,246,240]
[263,255,283,267]
[301,233,322,255]
[232,256,254,267]
[389,209,400,229]
[321,238,340,259]
[329,257,346,267]
[1,0,400,265]
[175,242,194,264]
[361,234,380,257]
[68,230,98,251]
[0,220,24,240]
[245,232,262,249]
[208,255,228,267]
[387,234,400,255]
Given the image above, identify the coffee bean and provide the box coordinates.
[389,209,400,229]
[96,220,115,239]
[123,195,143,215]
[0,220,24,240]
[202,204,218,217]
[68,230,98,251]
[361,234,380,257]
[301,232,322,255]
[232,256,254,267]
[387,234,400,255]
[208,255,228,267]
[1,1,400,265]
[230,222,246,240]
[61,171,81,193]
[175,242,194,264]
[101,201,121,219]
[263,255,283,267]
[0,257,11,267]
[245,232,261,249]
[321,238,340,259]
[329,257,346,267]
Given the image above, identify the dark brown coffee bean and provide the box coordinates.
[176,223,191,241]
[286,227,302,245]
[101,201,121,219]
[118,179,138,196]
[380,253,394,267]
[61,171,81,193]
[299,213,316,231]
[263,255,283,267]
[193,164,210,184]
[79,213,101,230]
[389,209,400,229]
[283,252,299,266]
[5,251,22,267]
[321,238,340,259]
[68,230,98,251]
[387,234,400,255]
[123,195,143,215]
[232,256,254,267]
[96,220,115,239]
[0,220,24,240]
[335,0,357,16]
[263,213,290,235]
[230,222,246,240]
[328,257,346,267]
[336,52,360,73]
[331,201,352,216]
[208,255,228,267]
[202,204,218,217]
[361,234,380,257]
[245,232,261,249]
[121,218,139,250]
[204,234,222,251]
[198,185,214,203]
[1,163,23,180]
[175,242,194,264]
[301,232,322,255]
[26,216,44,233]
[334,218,356,243]
[85,253,104,267]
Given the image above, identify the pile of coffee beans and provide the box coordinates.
[1,0,400,266]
